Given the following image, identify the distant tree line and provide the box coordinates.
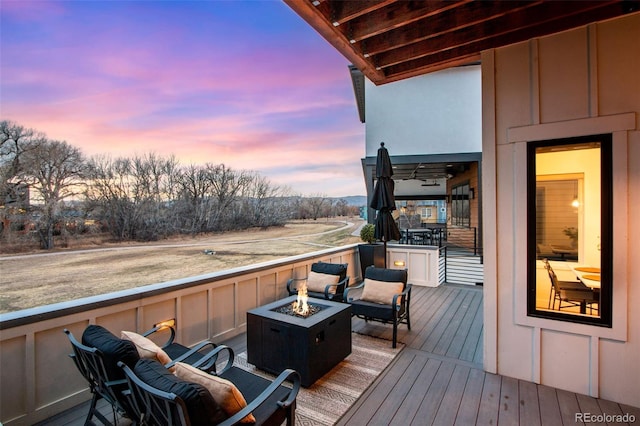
[1,120,359,250]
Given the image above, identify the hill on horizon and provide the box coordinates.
[334,195,366,206]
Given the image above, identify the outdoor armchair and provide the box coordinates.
[118,348,301,426]
[286,261,349,301]
[64,324,223,425]
[344,266,411,348]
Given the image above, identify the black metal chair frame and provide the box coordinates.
[65,329,131,426]
[64,325,223,426]
[344,266,412,348]
[543,259,598,314]
[286,262,349,302]
[118,348,301,426]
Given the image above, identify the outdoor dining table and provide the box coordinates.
[401,227,444,246]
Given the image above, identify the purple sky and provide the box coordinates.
[0,1,365,197]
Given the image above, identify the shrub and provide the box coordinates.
[359,223,377,244]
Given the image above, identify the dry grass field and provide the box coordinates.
[0,218,364,313]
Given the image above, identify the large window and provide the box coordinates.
[451,182,470,227]
[527,134,612,326]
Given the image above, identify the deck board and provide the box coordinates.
[453,367,485,426]
[43,284,640,426]
[518,380,541,426]
[475,372,502,426]
[498,375,520,424]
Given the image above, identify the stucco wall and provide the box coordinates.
[365,66,481,157]
[482,13,639,407]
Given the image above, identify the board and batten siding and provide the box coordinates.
[482,12,639,408]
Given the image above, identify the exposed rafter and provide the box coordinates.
[285,0,640,85]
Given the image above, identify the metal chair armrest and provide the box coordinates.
[392,283,412,310]
[324,276,350,299]
[190,345,235,375]
[142,324,176,348]
[286,278,306,295]
[165,340,220,371]
[218,369,301,426]
[343,281,365,302]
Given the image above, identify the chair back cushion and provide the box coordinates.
[174,362,255,423]
[306,271,340,294]
[364,266,408,284]
[82,325,139,379]
[134,359,227,425]
[361,278,404,305]
[311,262,347,281]
[121,330,172,366]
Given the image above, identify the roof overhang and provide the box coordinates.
[285,0,640,85]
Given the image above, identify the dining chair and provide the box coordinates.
[543,259,598,314]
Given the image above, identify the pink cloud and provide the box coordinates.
[1,1,366,197]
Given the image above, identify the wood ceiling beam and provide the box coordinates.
[327,0,394,26]
[345,1,468,43]
[357,1,540,57]
[383,1,632,79]
[373,1,618,69]
[283,0,387,84]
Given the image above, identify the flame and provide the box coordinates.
[292,281,309,316]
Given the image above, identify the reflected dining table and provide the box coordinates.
[571,266,601,289]
[570,266,600,314]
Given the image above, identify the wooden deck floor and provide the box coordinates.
[42,284,640,426]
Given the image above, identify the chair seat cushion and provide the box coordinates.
[220,367,291,426]
[350,299,399,321]
[121,331,172,366]
[134,359,227,425]
[361,278,404,305]
[174,362,255,423]
[82,325,139,379]
[306,271,340,294]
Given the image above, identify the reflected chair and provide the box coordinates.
[286,261,349,301]
[118,350,300,426]
[344,266,411,348]
[543,259,598,314]
[64,324,223,425]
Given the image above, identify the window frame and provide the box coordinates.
[451,181,471,227]
[526,134,613,327]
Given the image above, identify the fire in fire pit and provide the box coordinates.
[271,282,325,318]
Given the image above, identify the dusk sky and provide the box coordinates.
[0,1,366,197]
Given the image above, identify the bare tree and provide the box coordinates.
[208,164,252,230]
[305,194,330,220]
[18,138,86,249]
[239,173,292,228]
[176,164,214,234]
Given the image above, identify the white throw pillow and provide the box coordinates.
[361,278,404,305]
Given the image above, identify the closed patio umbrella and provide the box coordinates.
[370,142,401,267]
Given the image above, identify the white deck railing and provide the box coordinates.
[0,245,358,426]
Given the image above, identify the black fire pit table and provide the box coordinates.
[247,295,351,387]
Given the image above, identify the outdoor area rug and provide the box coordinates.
[234,333,404,425]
